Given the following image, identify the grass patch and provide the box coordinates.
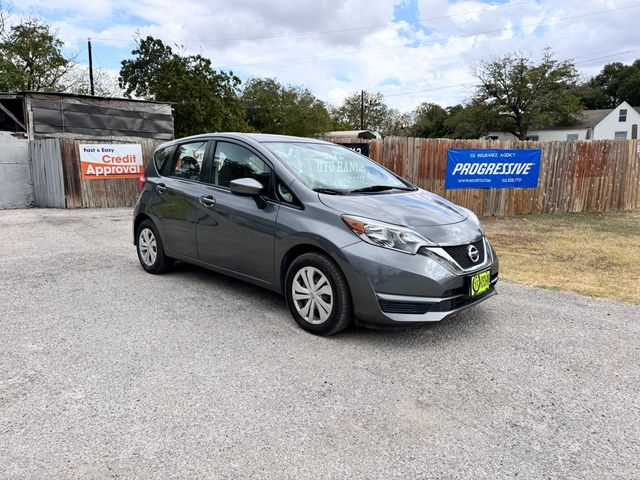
[483,210,640,304]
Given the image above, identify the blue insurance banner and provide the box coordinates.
[445,149,542,189]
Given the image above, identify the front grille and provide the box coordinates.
[442,238,485,269]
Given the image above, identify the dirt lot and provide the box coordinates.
[484,210,640,304]
[1,208,639,479]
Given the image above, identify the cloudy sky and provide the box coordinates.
[8,0,640,111]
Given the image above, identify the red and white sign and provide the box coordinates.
[79,144,144,180]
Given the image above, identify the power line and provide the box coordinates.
[571,47,637,61]
[574,49,640,65]
[180,0,535,44]
[217,3,640,69]
[382,83,474,98]
[90,1,535,44]
[378,49,640,99]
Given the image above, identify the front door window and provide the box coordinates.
[212,142,271,189]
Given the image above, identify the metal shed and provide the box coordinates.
[0,92,174,209]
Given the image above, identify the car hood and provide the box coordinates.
[319,189,482,246]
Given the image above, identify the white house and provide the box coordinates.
[487,101,640,141]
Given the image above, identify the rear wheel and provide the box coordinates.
[136,220,172,274]
[285,252,352,335]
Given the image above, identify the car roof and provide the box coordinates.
[159,132,331,149]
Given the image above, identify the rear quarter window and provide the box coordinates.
[153,147,172,174]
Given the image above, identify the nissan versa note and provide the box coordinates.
[133,133,499,335]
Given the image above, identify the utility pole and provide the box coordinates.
[88,39,95,96]
[360,90,364,130]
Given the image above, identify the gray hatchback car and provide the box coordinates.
[133,133,498,335]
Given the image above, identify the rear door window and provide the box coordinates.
[170,141,208,181]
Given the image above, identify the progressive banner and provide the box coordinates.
[445,149,541,189]
[79,144,144,180]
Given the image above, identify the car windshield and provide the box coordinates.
[264,142,411,193]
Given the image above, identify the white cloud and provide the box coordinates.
[8,0,640,112]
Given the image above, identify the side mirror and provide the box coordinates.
[229,177,264,196]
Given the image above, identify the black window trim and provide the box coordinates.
[271,177,304,210]
[619,109,628,122]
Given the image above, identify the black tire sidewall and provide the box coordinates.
[285,252,352,335]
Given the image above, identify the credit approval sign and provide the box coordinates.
[79,144,144,180]
[445,149,541,189]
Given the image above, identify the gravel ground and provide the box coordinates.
[1,208,639,479]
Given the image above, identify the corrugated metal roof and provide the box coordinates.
[15,91,170,105]
[0,92,175,140]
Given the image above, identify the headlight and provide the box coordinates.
[341,215,436,254]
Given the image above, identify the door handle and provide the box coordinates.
[156,183,167,195]
[199,195,216,208]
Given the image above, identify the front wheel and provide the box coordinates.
[285,252,353,335]
[136,220,172,274]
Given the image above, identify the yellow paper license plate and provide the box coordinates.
[470,270,491,297]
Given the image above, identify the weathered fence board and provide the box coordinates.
[323,136,640,216]
[28,135,640,215]
[60,138,160,208]
[31,138,162,208]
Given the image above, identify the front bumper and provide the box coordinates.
[376,276,498,322]
[333,238,499,327]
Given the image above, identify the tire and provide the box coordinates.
[136,219,172,274]
[285,252,353,335]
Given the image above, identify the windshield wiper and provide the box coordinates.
[350,185,414,193]
[313,188,345,195]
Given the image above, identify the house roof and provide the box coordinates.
[539,105,640,131]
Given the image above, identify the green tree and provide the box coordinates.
[241,78,332,136]
[380,108,412,136]
[0,15,71,91]
[472,49,582,140]
[119,36,247,137]
[576,60,640,109]
[408,102,449,138]
[331,91,390,133]
[443,103,502,139]
[62,65,123,97]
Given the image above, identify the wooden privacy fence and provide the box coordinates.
[32,138,162,208]
[31,135,640,215]
[326,136,640,216]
